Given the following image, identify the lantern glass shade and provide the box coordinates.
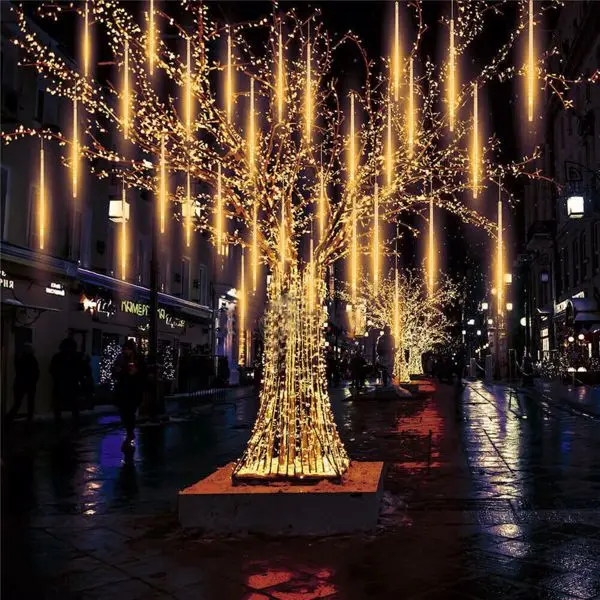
[109,199,130,222]
[481,302,489,310]
[567,195,584,218]
[467,318,475,325]
[506,302,513,311]
[504,273,513,284]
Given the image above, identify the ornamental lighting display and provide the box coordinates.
[1,0,589,482]
[348,270,458,382]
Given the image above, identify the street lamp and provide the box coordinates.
[577,333,584,341]
[481,302,489,310]
[476,329,481,336]
[467,318,475,325]
[108,199,131,222]
[504,273,512,284]
[506,302,513,311]
[568,335,575,343]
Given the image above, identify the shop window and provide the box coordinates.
[0,165,8,240]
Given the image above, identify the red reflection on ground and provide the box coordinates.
[395,398,443,439]
[247,569,293,589]
[245,565,337,600]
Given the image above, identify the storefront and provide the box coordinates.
[72,269,212,398]
[0,252,73,416]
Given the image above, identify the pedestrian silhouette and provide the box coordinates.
[7,343,39,424]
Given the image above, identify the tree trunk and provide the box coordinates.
[408,347,423,376]
[233,269,349,482]
[394,345,410,383]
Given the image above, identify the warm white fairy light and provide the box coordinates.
[349,93,357,312]
[160,134,166,234]
[373,182,379,294]
[408,57,415,158]
[319,164,326,241]
[386,99,393,188]
[216,162,223,255]
[428,181,435,297]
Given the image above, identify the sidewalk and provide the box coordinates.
[534,378,600,417]
[2,386,256,454]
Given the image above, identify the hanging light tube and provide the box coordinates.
[226,26,233,121]
[428,180,435,297]
[38,139,46,251]
[408,57,415,158]
[72,98,78,199]
[83,1,90,78]
[122,38,130,140]
[394,1,400,102]
[472,82,479,199]
[278,23,284,123]
[216,163,223,255]
[305,26,312,142]
[148,0,155,76]
[121,181,127,280]
[386,99,393,188]
[448,1,456,132]
[528,0,535,122]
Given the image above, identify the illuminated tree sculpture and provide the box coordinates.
[357,271,458,381]
[2,1,588,481]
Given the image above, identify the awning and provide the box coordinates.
[1,298,60,312]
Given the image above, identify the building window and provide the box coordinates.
[541,328,550,356]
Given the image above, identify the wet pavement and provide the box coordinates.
[3,381,600,599]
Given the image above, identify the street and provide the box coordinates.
[3,382,600,600]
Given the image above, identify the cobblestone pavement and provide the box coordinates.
[3,381,600,599]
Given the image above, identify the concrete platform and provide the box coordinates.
[179,461,384,535]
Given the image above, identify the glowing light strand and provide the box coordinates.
[148,0,155,76]
[277,23,284,123]
[226,27,233,121]
[38,139,45,251]
[121,181,127,280]
[428,180,435,297]
[448,1,456,133]
[393,1,400,102]
[122,37,130,140]
[373,182,379,294]
[528,0,534,122]
[83,1,90,78]
[472,82,479,199]
[72,97,78,199]
[408,57,415,158]
[305,25,311,142]
[160,134,166,234]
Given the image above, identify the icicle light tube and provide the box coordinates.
[278,24,284,123]
[148,0,155,76]
[428,183,435,297]
[497,190,503,316]
[386,100,393,188]
[83,1,90,78]
[472,82,479,199]
[38,139,45,251]
[394,1,400,102]
[121,182,127,280]
[122,38,130,140]
[350,94,357,310]
[216,162,223,255]
[528,0,534,122]
[305,28,312,142]
[72,98,78,199]
[319,166,326,241]
[239,249,246,366]
[448,8,456,132]
[226,27,233,121]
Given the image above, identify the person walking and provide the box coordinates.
[50,338,81,425]
[7,343,39,424]
[113,339,146,452]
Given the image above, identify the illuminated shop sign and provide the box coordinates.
[120,300,185,329]
[80,294,116,317]
[1,270,14,289]
[45,282,65,296]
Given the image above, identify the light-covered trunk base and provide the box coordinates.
[233,270,349,482]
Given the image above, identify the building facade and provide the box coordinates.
[522,1,600,372]
[0,5,246,416]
